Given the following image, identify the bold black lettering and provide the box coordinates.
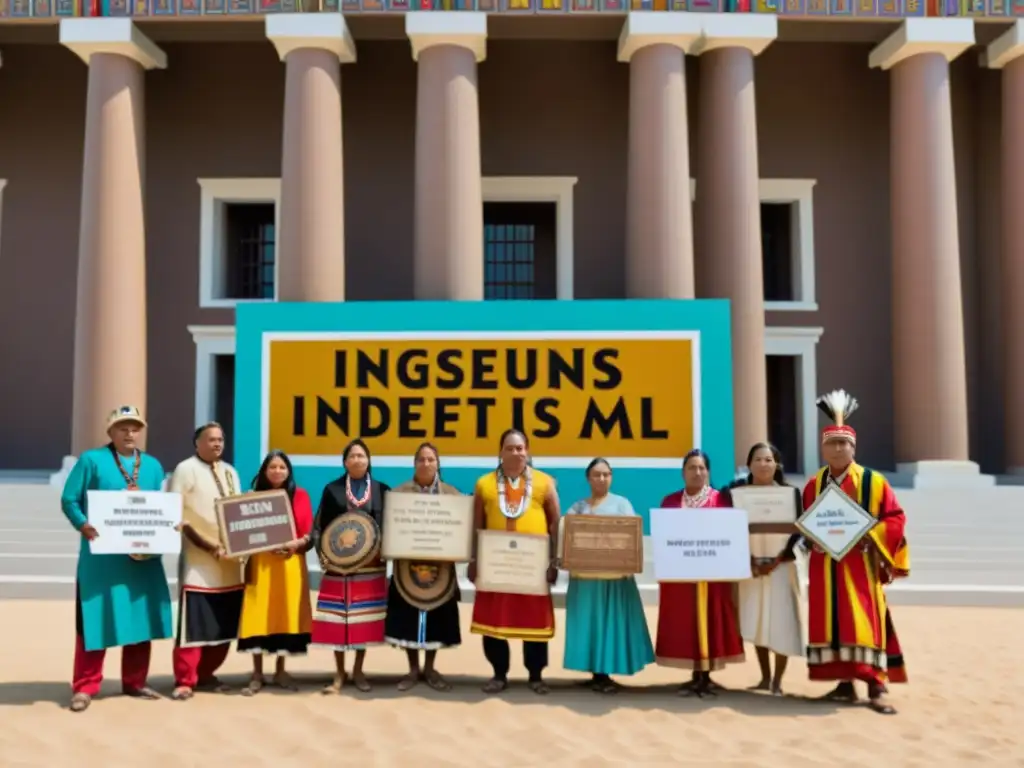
[396,349,430,389]
[579,397,634,439]
[471,350,499,389]
[334,350,346,388]
[506,348,538,389]
[316,397,349,437]
[292,396,305,436]
[434,398,459,438]
[360,397,390,438]
[511,398,525,433]
[640,397,669,439]
[436,350,465,389]
[533,398,560,438]
[467,397,496,438]
[397,397,427,438]
[356,350,388,388]
[592,348,623,390]
[548,348,585,390]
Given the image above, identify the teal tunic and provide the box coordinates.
[61,446,174,652]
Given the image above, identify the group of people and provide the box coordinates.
[61,389,909,715]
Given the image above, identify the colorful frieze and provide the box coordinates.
[932,0,1023,12]
[628,0,722,8]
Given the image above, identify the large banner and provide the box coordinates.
[235,300,734,531]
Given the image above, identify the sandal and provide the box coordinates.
[482,678,508,694]
[867,683,896,715]
[397,673,419,692]
[197,676,232,694]
[272,672,298,692]
[241,677,264,697]
[322,674,345,695]
[748,680,771,692]
[424,670,452,692]
[123,686,161,700]
[352,673,372,693]
[69,693,92,712]
[528,680,550,695]
[171,686,194,701]
[820,681,858,703]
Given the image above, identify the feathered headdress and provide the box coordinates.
[816,389,859,445]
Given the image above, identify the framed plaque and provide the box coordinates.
[730,485,799,535]
[321,511,381,574]
[215,489,297,558]
[796,484,877,561]
[382,492,473,562]
[560,515,643,575]
[475,530,550,597]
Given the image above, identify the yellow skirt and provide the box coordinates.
[237,551,312,655]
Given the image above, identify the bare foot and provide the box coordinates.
[748,679,771,692]
[69,693,92,712]
[123,686,161,700]
[272,672,298,691]
[352,671,371,693]
[482,678,508,694]
[241,676,264,697]
[321,673,345,695]
[171,686,194,701]
[424,669,452,692]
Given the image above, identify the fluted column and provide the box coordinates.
[407,12,486,300]
[985,22,1024,474]
[870,20,991,488]
[267,15,354,302]
[60,19,166,456]
[619,13,699,299]
[693,15,777,468]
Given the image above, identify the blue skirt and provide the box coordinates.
[563,576,655,676]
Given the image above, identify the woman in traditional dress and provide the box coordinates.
[469,429,559,695]
[655,449,745,697]
[563,458,654,693]
[310,439,390,693]
[719,442,805,695]
[384,442,463,691]
[237,450,314,696]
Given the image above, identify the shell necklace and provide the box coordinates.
[346,475,372,508]
[497,466,532,520]
[683,485,711,508]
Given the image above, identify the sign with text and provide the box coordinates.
[381,491,474,562]
[264,331,697,461]
[560,514,643,575]
[796,484,877,561]
[215,490,297,558]
[649,507,751,582]
[475,530,550,596]
[87,490,182,557]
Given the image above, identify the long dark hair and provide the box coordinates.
[683,448,711,473]
[251,449,297,501]
[497,428,529,468]
[585,457,611,478]
[745,441,786,486]
[342,438,372,477]
[413,441,442,481]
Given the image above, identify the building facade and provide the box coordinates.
[0,11,1021,487]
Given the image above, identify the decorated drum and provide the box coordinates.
[393,560,457,612]
[321,511,381,574]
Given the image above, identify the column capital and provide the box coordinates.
[690,13,778,57]
[266,13,356,64]
[59,18,166,70]
[406,11,487,63]
[617,12,701,63]
[869,18,974,71]
[982,19,1024,69]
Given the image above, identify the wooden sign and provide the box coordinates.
[475,530,550,596]
[215,489,297,558]
[381,492,473,562]
[560,515,643,576]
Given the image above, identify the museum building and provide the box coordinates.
[0,10,1021,488]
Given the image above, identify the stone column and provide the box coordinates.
[618,14,700,299]
[870,19,991,488]
[692,15,777,468]
[267,15,354,302]
[984,22,1024,474]
[407,12,486,300]
[59,19,166,462]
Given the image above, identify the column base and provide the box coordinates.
[891,460,995,489]
[49,456,77,488]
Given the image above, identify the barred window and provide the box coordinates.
[224,203,275,301]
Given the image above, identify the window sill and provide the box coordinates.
[765,301,818,312]
[200,298,276,309]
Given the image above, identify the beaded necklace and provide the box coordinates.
[346,474,372,507]
[497,466,532,520]
[109,444,141,489]
[683,485,711,508]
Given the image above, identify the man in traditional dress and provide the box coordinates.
[60,406,173,712]
[468,429,560,695]
[802,390,910,715]
[169,422,244,701]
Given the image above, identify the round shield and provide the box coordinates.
[394,560,457,612]
[321,511,381,574]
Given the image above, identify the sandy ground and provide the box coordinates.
[0,601,1021,767]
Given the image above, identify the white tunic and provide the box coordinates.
[169,455,244,590]
[738,549,807,658]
